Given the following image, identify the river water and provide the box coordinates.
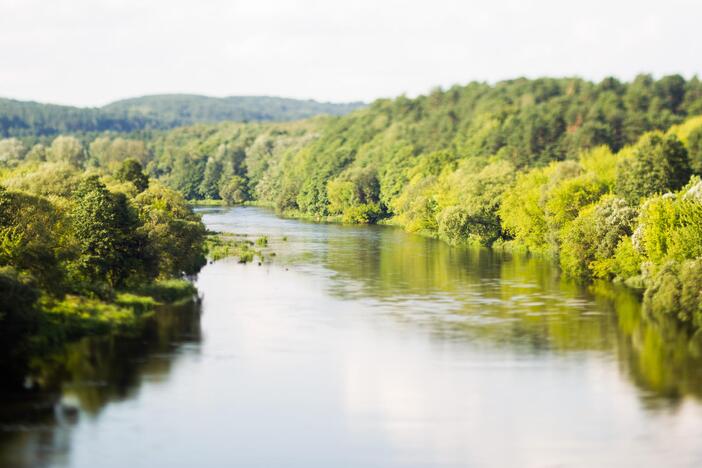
[2,206,702,467]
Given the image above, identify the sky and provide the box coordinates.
[1,0,700,107]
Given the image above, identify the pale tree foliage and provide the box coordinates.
[0,138,26,165]
[48,135,85,166]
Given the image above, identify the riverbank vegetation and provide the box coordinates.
[205,233,267,263]
[0,158,207,370]
[3,75,702,331]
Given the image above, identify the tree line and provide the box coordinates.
[3,74,702,333]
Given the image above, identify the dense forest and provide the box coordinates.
[3,74,702,336]
[0,95,364,137]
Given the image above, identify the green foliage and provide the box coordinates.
[616,132,691,203]
[499,165,552,251]
[69,176,153,290]
[635,181,702,265]
[610,237,643,282]
[326,167,383,223]
[219,175,249,205]
[199,159,223,199]
[0,186,65,291]
[205,234,261,263]
[687,126,702,174]
[559,205,599,278]
[134,279,197,303]
[437,206,472,245]
[644,259,702,328]
[134,183,206,276]
[559,196,637,279]
[48,135,86,167]
[42,294,144,338]
[115,158,149,192]
[90,137,150,169]
[0,161,81,197]
[0,138,26,166]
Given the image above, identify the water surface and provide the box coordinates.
[2,206,702,467]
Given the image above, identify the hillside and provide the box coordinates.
[103,94,364,126]
[0,95,364,137]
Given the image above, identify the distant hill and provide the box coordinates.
[103,95,364,125]
[0,95,365,137]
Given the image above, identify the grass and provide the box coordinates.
[134,279,197,303]
[187,199,225,206]
[205,233,264,263]
[35,279,198,344]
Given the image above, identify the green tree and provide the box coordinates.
[219,175,249,205]
[616,132,691,203]
[48,135,86,167]
[70,176,153,290]
[687,126,702,175]
[115,158,149,192]
[0,186,65,291]
[135,183,206,276]
[199,159,223,199]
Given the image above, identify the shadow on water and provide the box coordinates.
[0,300,202,468]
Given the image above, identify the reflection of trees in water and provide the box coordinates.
[38,300,202,414]
[0,300,202,468]
[603,285,702,406]
[322,225,702,404]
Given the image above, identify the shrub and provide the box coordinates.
[644,259,702,327]
[616,132,691,203]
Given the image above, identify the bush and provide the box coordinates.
[636,186,702,264]
[437,206,470,245]
[342,203,383,224]
[559,206,598,278]
[616,132,691,203]
[644,259,702,327]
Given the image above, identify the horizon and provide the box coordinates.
[2,0,700,107]
[3,71,701,109]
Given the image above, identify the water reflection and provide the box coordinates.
[0,301,201,468]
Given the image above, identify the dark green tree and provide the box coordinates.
[199,159,223,199]
[70,176,153,291]
[116,158,149,192]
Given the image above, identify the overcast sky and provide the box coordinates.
[1,0,700,107]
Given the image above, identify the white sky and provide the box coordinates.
[1,0,700,107]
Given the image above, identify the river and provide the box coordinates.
[1,206,702,467]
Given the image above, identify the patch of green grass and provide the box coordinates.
[134,279,197,303]
[187,199,224,206]
[39,295,142,339]
[205,233,264,263]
